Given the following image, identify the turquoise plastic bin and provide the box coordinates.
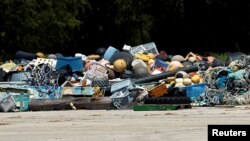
[12,93,30,111]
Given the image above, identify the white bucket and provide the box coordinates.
[132,59,147,70]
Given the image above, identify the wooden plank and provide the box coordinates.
[29,96,112,111]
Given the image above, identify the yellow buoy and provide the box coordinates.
[191,75,201,84]
[36,52,45,58]
[114,59,127,73]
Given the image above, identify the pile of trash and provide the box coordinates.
[0,42,249,112]
[197,54,250,106]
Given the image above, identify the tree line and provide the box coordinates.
[0,0,248,60]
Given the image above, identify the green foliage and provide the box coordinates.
[114,0,154,45]
[0,0,90,55]
[208,52,229,63]
[0,0,248,61]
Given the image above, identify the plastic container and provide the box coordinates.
[154,59,169,68]
[132,59,147,70]
[10,71,31,82]
[0,94,16,112]
[122,45,131,52]
[185,83,206,99]
[130,42,159,55]
[12,93,30,111]
[110,90,133,109]
[56,57,83,72]
[92,78,109,87]
[103,46,119,61]
[142,42,159,55]
[61,86,94,96]
[110,80,136,108]
[110,79,134,93]
[82,87,95,96]
[75,53,87,61]
[86,63,107,79]
[130,45,146,56]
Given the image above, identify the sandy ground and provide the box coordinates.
[0,105,250,141]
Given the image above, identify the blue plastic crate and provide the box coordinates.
[185,83,206,99]
[56,57,83,72]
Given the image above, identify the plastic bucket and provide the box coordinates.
[132,59,147,70]
[103,46,119,61]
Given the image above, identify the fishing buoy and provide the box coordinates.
[191,74,201,84]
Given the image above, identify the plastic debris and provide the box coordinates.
[0,44,249,112]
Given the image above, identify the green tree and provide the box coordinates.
[114,0,154,45]
[0,0,90,58]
